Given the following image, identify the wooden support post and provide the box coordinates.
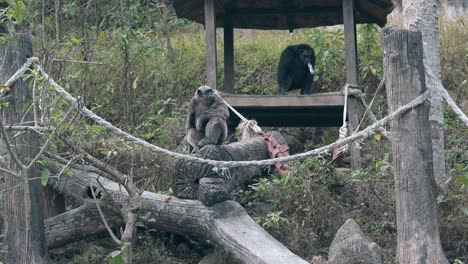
[382,26,448,264]
[223,11,234,93]
[0,34,50,263]
[342,0,361,169]
[204,0,217,89]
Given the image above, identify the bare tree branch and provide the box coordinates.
[60,136,138,197]
[0,166,21,178]
[90,183,123,246]
[27,106,74,170]
[0,116,25,170]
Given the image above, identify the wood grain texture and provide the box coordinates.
[382,26,448,264]
[0,34,50,263]
[46,167,308,264]
[223,9,234,93]
[205,0,218,89]
[220,92,345,127]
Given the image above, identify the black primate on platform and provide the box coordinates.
[277,44,316,95]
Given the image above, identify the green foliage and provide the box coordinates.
[444,111,468,190]
[0,0,32,36]
[358,24,383,80]
[296,157,342,187]
[107,250,124,264]
[307,28,345,91]
[440,18,468,101]
[256,211,289,229]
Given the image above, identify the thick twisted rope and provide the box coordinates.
[35,60,430,168]
[2,57,460,169]
[1,57,39,97]
[424,66,468,126]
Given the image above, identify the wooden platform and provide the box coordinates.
[221,92,345,127]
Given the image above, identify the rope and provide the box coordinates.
[341,83,349,131]
[333,83,350,160]
[1,57,39,97]
[38,58,428,168]
[216,91,262,134]
[355,78,385,132]
[2,57,460,169]
[425,66,468,126]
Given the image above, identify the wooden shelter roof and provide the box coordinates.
[172,0,395,30]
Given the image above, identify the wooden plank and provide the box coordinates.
[221,93,345,127]
[343,0,358,85]
[222,93,344,108]
[223,10,234,93]
[204,0,217,89]
[347,97,361,168]
[343,0,361,169]
[228,106,344,127]
[231,6,341,16]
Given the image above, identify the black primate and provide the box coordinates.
[277,44,316,95]
[185,86,229,153]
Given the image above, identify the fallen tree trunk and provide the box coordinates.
[47,168,308,264]
[173,132,286,205]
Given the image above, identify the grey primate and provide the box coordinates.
[185,86,229,153]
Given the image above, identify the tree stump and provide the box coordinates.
[382,26,448,264]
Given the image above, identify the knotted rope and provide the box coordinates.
[1,57,463,170]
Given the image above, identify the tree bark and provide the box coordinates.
[403,0,447,188]
[54,0,61,42]
[46,168,308,264]
[173,132,285,206]
[382,26,448,264]
[0,34,50,263]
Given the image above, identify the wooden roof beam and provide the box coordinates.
[229,6,340,16]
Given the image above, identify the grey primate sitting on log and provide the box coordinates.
[186,86,229,153]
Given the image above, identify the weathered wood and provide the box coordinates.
[222,92,344,107]
[221,92,345,127]
[172,0,395,30]
[43,186,66,218]
[204,0,217,89]
[342,0,361,169]
[223,9,234,93]
[46,168,308,264]
[382,26,448,264]
[173,133,287,206]
[342,0,358,85]
[347,96,361,169]
[403,0,447,188]
[0,34,50,263]
[45,204,122,249]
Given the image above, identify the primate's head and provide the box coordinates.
[298,46,314,65]
[196,85,216,105]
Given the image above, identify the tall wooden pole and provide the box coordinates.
[0,34,50,263]
[342,0,361,169]
[204,0,217,89]
[223,11,234,93]
[382,26,448,264]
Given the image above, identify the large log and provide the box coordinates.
[47,168,308,264]
[173,132,286,206]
